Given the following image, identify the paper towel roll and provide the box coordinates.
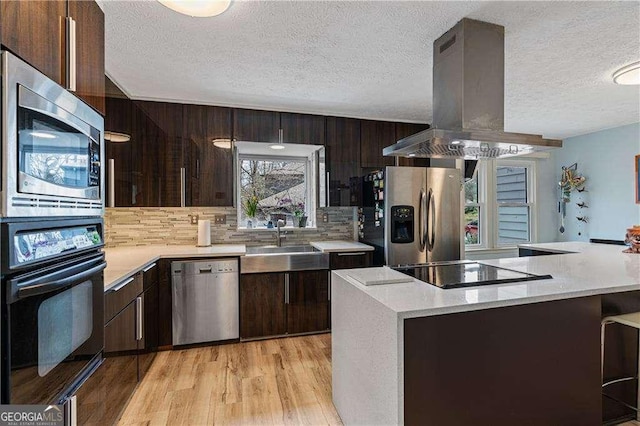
[197,220,211,247]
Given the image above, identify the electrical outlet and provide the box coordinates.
[214,215,226,225]
[189,214,199,225]
[322,213,329,223]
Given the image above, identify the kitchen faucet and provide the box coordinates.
[276,220,287,247]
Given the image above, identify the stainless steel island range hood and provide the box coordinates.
[383,18,562,164]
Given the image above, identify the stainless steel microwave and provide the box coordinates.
[1,51,104,218]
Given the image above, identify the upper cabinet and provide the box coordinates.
[0,0,105,114]
[326,117,361,206]
[68,0,105,114]
[183,104,233,206]
[0,1,66,85]
[280,112,326,145]
[360,120,397,169]
[233,109,280,143]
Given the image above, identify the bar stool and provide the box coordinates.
[601,312,640,418]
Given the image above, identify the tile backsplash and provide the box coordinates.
[104,207,357,247]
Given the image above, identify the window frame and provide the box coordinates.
[236,153,316,230]
[465,159,537,250]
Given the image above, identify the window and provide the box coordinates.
[237,155,313,229]
[464,160,536,249]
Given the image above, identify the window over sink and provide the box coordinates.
[234,142,325,229]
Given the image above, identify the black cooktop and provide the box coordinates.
[394,262,552,289]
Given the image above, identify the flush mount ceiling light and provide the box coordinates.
[613,61,640,85]
[212,138,234,149]
[104,131,131,143]
[157,0,231,17]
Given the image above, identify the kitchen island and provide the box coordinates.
[331,242,640,425]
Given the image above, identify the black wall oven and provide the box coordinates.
[1,218,105,410]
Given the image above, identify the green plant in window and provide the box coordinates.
[244,195,259,218]
[292,202,305,217]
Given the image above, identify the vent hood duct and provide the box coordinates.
[383,18,562,163]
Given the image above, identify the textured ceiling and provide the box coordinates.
[99,0,640,139]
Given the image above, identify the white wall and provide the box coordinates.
[552,123,640,242]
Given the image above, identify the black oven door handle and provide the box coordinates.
[15,259,106,300]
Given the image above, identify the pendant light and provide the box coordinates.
[270,129,286,150]
[104,131,131,143]
[212,138,234,149]
[158,0,231,18]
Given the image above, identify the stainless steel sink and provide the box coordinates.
[245,244,318,255]
[241,245,328,273]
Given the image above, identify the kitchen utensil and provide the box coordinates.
[559,201,566,233]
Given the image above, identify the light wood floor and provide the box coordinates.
[118,334,342,425]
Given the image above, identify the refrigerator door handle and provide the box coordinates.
[418,189,426,252]
[428,190,436,251]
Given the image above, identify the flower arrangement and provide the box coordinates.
[292,202,305,217]
[244,195,259,218]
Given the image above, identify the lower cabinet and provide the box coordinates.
[240,270,329,339]
[139,264,159,378]
[240,272,287,339]
[287,270,329,334]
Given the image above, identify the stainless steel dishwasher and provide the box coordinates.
[171,258,239,345]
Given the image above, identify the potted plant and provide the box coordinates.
[292,202,307,228]
[244,195,259,228]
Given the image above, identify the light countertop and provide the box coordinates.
[310,241,374,253]
[104,240,373,291]
[332,242,640,319]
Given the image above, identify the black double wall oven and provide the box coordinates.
[1,218,106,411]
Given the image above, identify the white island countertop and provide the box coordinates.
[332,242,640,319]
[310,241,374,253]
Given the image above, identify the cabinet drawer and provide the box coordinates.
[330,251,372,269]
[105,273,143,324]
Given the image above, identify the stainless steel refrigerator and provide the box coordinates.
[384,166,462,266]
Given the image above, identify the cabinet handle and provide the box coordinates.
[65,17,77,92]
[109,277,134,292]
[108,159,115,208]
[328,271,331,301]
[142,263,156,273]
[337,252,366,256]
[136,296,143,341]
[284,274,289,304]
[180,167,186,207]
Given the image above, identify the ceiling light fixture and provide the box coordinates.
[269,143,286,150]
[613,61,640,85]
[104,131,131,143]
[157,0,231,18]
[212,138,234,149]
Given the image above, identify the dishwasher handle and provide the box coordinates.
[198,268,213,274]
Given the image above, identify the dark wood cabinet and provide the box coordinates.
[280,112,326,145]
[105,78,134,207]
[134,101,184,207]
[183,104,234,206]
[360,120,397,169]
[326,117,361,206]
[1,0,105,114]
[395,122,430,167]
[0,1,66,86]
[287,270,329,334]
[68,0,105,113]
[240,273,287,339]
[233,108,280,143]
[329,251,372,270]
